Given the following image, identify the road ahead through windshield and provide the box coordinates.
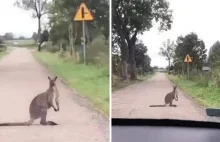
[112,72,219,122]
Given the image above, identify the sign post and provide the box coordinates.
[74,3,94,65]
[184,54,192,80]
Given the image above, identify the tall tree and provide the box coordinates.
[174,32,207,72]
[32,32,38,44]
[4,32,14,40]
[14,0,49,51]
[159,39,175,74]
[40,29,50,43]
[135,42,151,74]
[208,41,220,67]
[113,0,173,80]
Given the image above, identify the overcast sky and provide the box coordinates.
[0,0,46,38]
[139,0,220,68]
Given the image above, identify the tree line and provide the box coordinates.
[14,0,109,58]
[0,32,31,41]
[159,32,220,75]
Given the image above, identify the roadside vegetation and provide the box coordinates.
[159,33,220,108]
[112,73,155,91]
[0,39,8,59]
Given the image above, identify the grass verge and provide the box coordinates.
[34,52,109,116]
[167,74,220,108]
[112,73,155,91]
[0,49,8,59]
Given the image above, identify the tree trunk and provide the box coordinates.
[121,61,128,80]
[120,36,129,81]
[128,44,137,80]
[72,22,78,61]
[69,23,73,56]
[37,17,41,52]
[168,59,171,74]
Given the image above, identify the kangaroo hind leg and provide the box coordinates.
[40,110,48,125]
[169,101,173,106]
[40,110,57,126]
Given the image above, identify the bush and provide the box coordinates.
[87,36,109,67]
[46,42,59,53]
[209,67,220,87]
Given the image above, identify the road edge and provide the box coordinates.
[112,73,155,93]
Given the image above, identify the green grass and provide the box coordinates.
[168,74,220,108]
[0,48,8,59]
[34,52,109,116]
[112,73,155,91]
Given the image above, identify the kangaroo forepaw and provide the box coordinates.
[53,108,59,112]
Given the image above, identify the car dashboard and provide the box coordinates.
[112,118,220,142]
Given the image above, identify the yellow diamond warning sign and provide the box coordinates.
[74,3,94,21]
[184,54,192,63]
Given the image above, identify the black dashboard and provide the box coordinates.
[112,118,220,142]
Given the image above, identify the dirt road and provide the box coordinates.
[0,48,108,142]
[112,72,215,122]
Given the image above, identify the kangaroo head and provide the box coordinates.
[48,76,57,88]
[173,85,177,91]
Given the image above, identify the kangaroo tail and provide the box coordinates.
[149,105,166,107]
[0,122,28,126]
[47,121,58,125]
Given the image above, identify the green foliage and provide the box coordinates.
[48,0,109,45]
[14,0,48,17]
[208,41,220,67]
[40,29,50,43]
[134,41,151,73]
[113,0,173,35]
[173,32,207,72]
[159,39,175,73]
[209,67,220,88]
[87,36,109,67]
[159,39,175,61]
[31,32,38,43]
[113,0,173,80]
[3,32,14,40]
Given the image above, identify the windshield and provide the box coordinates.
[112,0,220,123]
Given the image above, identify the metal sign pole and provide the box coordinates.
[74,3,94,65]
[187,62,189,80]
[82,21,86,65]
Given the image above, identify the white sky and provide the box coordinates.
[0,0,47,38]
[139,0,220,68]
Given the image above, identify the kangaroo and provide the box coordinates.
[164,85,178,107]
[0,76,60,126]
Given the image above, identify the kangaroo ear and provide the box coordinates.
[48,76,51,80]
[53,76,57,81]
